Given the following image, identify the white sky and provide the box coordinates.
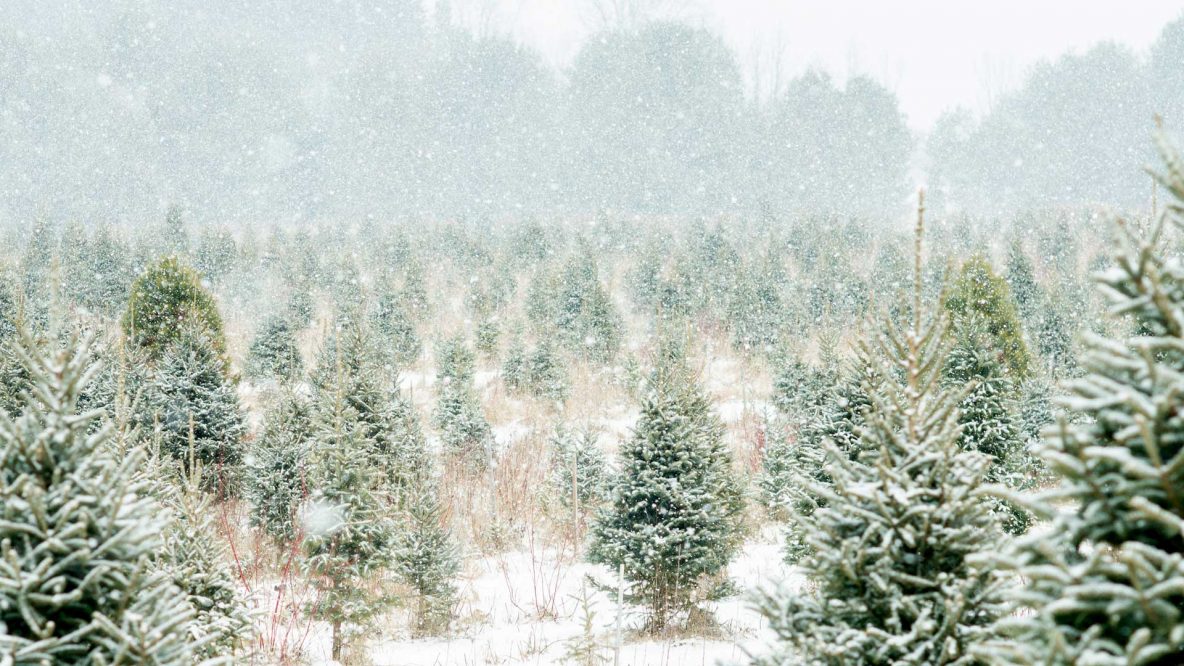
[460,0,1184,130]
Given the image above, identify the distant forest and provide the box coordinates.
[2,1,1182,222]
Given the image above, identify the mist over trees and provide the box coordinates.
[3,3,1182,222]
[0,1,909,223]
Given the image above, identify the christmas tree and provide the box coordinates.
[980,128,1184,665]
[248,390,314,544]
[138,326,246,495]
[247,314,304,382]
[0,334,196,663]
[589,340,744,632]
[122,255,227,360]
[755,197,1007,665]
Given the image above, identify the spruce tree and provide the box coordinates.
[248,390,314,544]
[979,129,1184,665]
[755,200,1007,666]
[247,314,304,382]
[392,480,460,637]
[158,458,253,660]
[0,334,196,663]
[139,326,246,495]
[526,338,568,403]
[945,255,1032,381]
[502,337,528,392]
[304,348,398,661]
[945,337,1032,534]
[123,255,227,360]
[588,341,744,632]
[549,427,611,514]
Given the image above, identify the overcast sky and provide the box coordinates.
[460,0,1184,130]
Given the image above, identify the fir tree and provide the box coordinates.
[755,198,1008,666]
[0,334,196,663]
[304,348,398,661]
[979,129,1184,665]
[502,337,528,392]
[248,390,314,544]
[945,255,1032,381]
[158,456,253,660]
[549,427,611,514]
[392,480,460,637]
[139,326,246,495]
[247,314,304,382]
[526,338,568,403]
[123,255,227,360]
[945,337,1032,534]
[589,341,744,632]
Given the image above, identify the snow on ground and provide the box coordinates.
[299,527,798,665]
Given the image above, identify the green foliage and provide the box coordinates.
[945,255,1032,380]
[158,463,253,659]
[589,342,744,632]
[549,427,611,512]
[248,391,314,544]
[756,231,1007,666]
[123,255,227,360]
[979,130,1184,665]
[247,315,304,381]
[392,481,460,637]
[0,335,196,663]
[138,326,246,495]
[305,342,399,661]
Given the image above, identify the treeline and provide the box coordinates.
[0,0,900,222]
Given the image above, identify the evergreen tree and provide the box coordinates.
[502,336,528,392]
[550,427,611,513]
[755,207,1007,666]
[373,287,421,365]
[0,334,196,663]
[123,255,227,360]
[392,481,460,637]
[526,338,568,403]
[589,341,744,632]
[945,338,1032,534]
[247,314,304,382]
[945,255,1032,381]
[248,390,314,544]
[158,458,253,660]
[139,326,246,495]
[434,383,496,468]
[979,130,1184,665]
[1005,239,1041,325]
[304,349,398,661]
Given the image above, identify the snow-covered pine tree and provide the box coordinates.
[392,479,460,637]
[247,314,303,382]
[760,355,838,512]
[589,340,744,632]
[945,254,1032,381]
[0,333,196,663]
[248,390,314,544]
[304,347,398,661]
[549,427,611,514]
[754,197,1007,666]
[526,338,568,403]
[476,318,500,358]
[373,281,422,365]
[434,382,496,468]
[434,336,496,468]
[502,336,527,392]
[979,128,1184,665]
[945,332,1032,534]
[139,325,246,495]
[158,453,253,660]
